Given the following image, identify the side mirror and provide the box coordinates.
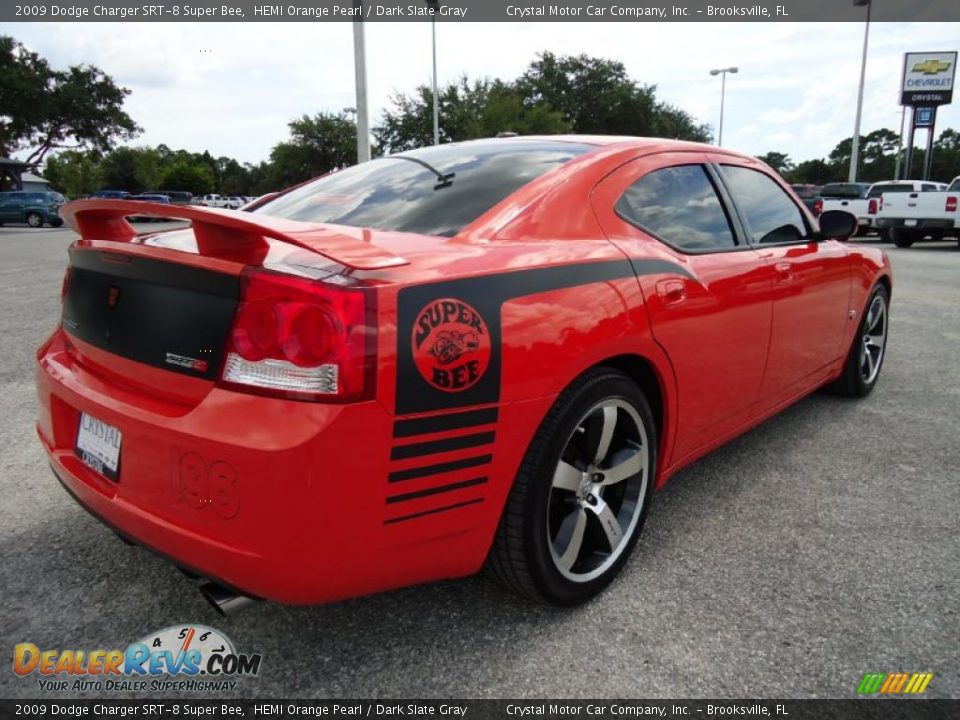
[818,209,857,240]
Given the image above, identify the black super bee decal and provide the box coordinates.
[413,298,491,392]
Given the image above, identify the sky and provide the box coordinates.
[3,20,959,169]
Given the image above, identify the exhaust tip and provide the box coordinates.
[199,582,256,616]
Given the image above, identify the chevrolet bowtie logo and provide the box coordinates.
[912,59,951,75]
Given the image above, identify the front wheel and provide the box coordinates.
[486,368,656,605]
[829,284,889,398]
[25,212,43,228]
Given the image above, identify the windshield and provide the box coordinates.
[255,139,594,237]
[949,179,960,192]
[868,184,915,198]
[821,183,868,199]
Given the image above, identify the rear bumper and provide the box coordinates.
[875,218,955,230]
[36,330,500,605]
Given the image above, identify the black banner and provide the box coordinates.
[2,700,958,720]
[3,0,960,23]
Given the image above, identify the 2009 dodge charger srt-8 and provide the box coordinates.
[36,136,891,611]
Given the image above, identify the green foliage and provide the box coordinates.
[757,152,794,175]
[0,35,140,163]
[268,112,358,187]
[780,127,960,185]
[160,159,215,195]
[42,150,102,198]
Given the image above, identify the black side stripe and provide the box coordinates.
[391,432,495,461]
[388,455,492,483]
[393,407,499,438]
[384,498,484,525]
[387,477,488,504]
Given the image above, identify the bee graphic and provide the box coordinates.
[430,330,480,366]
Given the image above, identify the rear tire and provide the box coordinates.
[891,228,915,248]
[828,284,889,398]
[486,368,656,605]
[25,212,42,229]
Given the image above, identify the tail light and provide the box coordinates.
[947,196,958,213]
[868,199,878,215]
[219,268,375,402]
[812,199,823,217]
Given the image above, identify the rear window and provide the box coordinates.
[820,183,867,199]
[255,139,593,237]
[868,184,914,198]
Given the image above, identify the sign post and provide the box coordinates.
[899,51,956,180]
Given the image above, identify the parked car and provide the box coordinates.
[42,136,891,611]
[870,180,947,241]
[125,193,172,221]
[874,176,959,247]
[90,190,131,200]
[790,183,821,213]
[151,190,194,206]
[197,194,232,208]
[816,182,873,235]
[0,190,65,228]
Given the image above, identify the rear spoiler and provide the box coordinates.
[60,199,409,271]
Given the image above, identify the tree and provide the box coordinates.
[160,159,215,195]
[0,35,140,163]
[42,150,102,197]
[375,77,568,152]
[99,147,143,193]
[268,112,357,187]
[786,159,837,185]
[757,151,794,175]
[517,52,710,141]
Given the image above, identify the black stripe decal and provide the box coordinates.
[391,432,495,460]
[384,497,484,524]
[393,407,499,438]
[386,477,488,504]
[387,454,492,483]
[396,259,691,415]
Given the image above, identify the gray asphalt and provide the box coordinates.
[1,223,957,700]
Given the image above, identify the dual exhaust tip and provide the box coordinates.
[199,582,257,616]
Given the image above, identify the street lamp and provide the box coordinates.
[849,0,872,182]
[709,66,738,146]
[425,0,440,145]
[351,4,371,164]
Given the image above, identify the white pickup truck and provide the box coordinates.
[196,194,243,210]
[816,182,872,235]
[874,178,956,247]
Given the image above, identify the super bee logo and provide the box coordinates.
[412,298,491,392]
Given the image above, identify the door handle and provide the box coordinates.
[774,261,793,282]
[655,279,686,305]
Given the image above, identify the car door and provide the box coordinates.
[0,192,20,222]
[592,152,775,463]
[711,158,851,412]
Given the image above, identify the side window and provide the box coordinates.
[720,165,809,244]
[615,165,736,252]
[921,184,938,192]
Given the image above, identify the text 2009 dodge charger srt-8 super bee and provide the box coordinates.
[36,137,891,611]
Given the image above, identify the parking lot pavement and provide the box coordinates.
[1,225,957,700]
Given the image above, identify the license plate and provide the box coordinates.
[75,412,122,482]
[904,219,918,226]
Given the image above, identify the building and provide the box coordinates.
[0,157,35,192]
[21,172,52,192]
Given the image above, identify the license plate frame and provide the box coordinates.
[75,412,122,482]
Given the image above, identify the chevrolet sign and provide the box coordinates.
[901,51,957,106]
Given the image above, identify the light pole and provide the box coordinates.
[849,0,872,182]
[352,7,371,164]
[425,0,440,145]
[709,67,738,146]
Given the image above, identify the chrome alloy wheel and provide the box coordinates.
[547,399,650,582]
[859,293,887,385]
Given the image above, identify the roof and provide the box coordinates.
[0,157,33,170]
[505,134,730,156]
[21,172,50,184]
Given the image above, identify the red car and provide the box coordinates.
[37,137,891,611]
